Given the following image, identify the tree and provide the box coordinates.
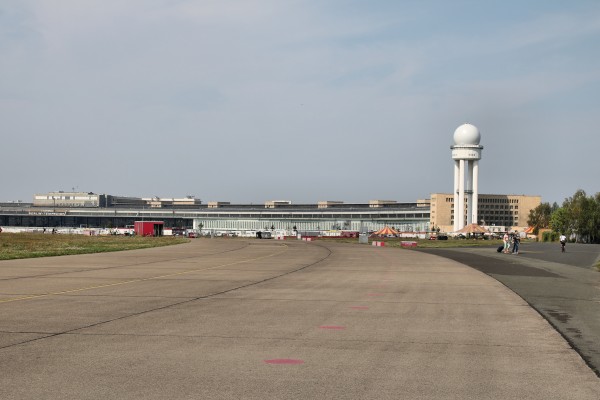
[579,193,600,243]
[549,190,600,243]
[527,202,553,234]
[549,207,570,236]
[593,194,600,244]
[564,190,591,243]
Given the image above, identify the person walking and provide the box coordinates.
[559,233,567,253]
[512,231,520,254]
[503,232,510,253]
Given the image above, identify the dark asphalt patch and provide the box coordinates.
[419,249,562,278]
[545,309,572,323]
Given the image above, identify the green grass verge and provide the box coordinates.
[0,233,189,260]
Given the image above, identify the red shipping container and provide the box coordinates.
[134,221,164,237]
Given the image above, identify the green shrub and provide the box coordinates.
[542,231,559,242]
[542,232,551,242]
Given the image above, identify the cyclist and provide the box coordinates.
[559,234,567,253]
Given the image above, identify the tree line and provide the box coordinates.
[527,189,600,243]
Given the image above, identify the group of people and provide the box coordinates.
[502,231,568,254]
[502,231,521,254]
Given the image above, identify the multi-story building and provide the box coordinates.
[33,192,106,208]
[142,196,202,208]
[429,193,541,233]
[33,192,201,209]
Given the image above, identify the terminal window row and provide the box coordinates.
[194,213,427,219]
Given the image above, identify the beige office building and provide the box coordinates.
[429,193,541,233]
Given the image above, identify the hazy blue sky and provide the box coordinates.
[2,1,599,205]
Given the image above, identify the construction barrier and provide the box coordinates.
[372,241,385,247]
[401,241,418,248]
[302,237,314,242]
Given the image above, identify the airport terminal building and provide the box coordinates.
[0,192,431,235]
[0,191,541,235]
[193,200,431,234]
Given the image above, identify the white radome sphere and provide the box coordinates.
[453,123,481,145]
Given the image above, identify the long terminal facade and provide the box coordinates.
[0,191,540,236]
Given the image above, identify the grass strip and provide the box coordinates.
[0,233,188,260]
[319,236,504,248]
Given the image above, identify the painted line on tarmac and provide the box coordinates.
[0,244,289,304]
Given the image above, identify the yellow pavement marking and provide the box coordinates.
[0,244,289,304]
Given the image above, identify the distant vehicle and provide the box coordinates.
[256,231,272,239]
[172,228,185,236]
[429,234,448,240]
[340,231,359,238]
[187,232,198,238]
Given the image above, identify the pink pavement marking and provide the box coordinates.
[264,359,305,365]
[350,306,370,310]
[367,293,383,297]
[319,325,346,330]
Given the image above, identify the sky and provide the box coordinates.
[2,0,599,205]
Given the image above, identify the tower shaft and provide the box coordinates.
[451,124,483,232]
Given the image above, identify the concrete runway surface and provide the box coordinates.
[1,239,599,399]
[422,241,600,377]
